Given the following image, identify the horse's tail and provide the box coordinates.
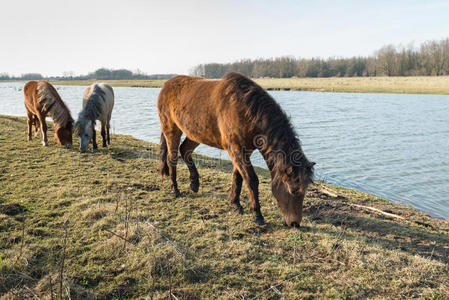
[159,132,169,176]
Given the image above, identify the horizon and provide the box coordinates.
[1,0,449,77]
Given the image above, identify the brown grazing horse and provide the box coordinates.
[24,81,73,147]
[158,72,315,227]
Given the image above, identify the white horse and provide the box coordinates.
[74,83,114,152]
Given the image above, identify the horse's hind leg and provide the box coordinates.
[26,111,33,141]
[229,168,244,214]
[159,133,169,176]
[33,116,40,135]
[180,137,200,192]
[106,117,111,145]
[163,129,182,197]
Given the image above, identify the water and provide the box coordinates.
[1,81,448,219]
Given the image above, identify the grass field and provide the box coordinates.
[51,76,449,94]
[1,115,448,299]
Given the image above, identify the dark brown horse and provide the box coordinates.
[24,81,73,147]
[158,72,315,227]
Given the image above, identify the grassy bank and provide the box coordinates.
[51,76,449,94]
[1,115,448,299]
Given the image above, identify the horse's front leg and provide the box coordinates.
[228,150,265,225]
[100,121,107,147]
[229,168,244,214]
[92,123,98,150]
[106,113,112,145]
[37,113,48,146]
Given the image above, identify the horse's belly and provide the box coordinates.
[180,127,224,149]
[171,92,226,150]
[176,119,224,150]
[191,134,224,149]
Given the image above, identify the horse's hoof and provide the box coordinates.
[102,143,107,147]
[27,137,32,141]
[254,215,266,226]
[234,205,245,215]
[190,180,199,193]
[173,189,181,198]
[42,142,48,147]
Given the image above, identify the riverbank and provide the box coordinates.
[50,76,449,94]
[1,115,448,299]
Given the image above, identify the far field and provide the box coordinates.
[1,115,448,299]
[51,76,449,94]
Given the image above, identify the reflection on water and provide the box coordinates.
[1,81,448,219]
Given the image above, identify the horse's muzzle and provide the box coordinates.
[283,221,301,228]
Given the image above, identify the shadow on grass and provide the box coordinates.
[304,201,449,264]
[0,115,23,123]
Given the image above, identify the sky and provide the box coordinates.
[1,0,449,76]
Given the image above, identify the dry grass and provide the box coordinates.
[51,76,449,94]
[255,76,449,94]
[1,115,448,299]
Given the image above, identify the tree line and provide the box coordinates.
[0,68,175,81]
[191,38,449,78]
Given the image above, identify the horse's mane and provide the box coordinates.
[221,72,314,183]
[37,82,73,128]
[82,85,105,121]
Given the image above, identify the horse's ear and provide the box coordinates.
[308,162,316,169]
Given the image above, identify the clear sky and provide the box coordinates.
[1,0,449,76]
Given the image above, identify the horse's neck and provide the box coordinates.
[84,98,102,121]
[259,144,285,179]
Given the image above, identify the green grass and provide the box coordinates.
[1,115,448,299]
[51,76,449,94]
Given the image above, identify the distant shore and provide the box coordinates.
[49,76,449,94]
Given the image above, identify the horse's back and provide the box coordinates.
[24,80,38,102]
[158,73,263,149]
[24,80,54,113]
[98,83,114,118]
[83,83,114,121]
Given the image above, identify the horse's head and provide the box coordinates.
[272,161,315,227]
[74,118,94,152]
[55,121,73,148]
